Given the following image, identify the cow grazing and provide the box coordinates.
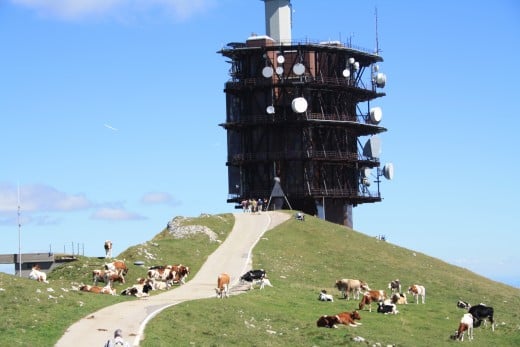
[240,269,266,290]
[317,311,361,328]
[147,265,174,282]
[252,277,273,290]
[388,279,401,293]
[29,264,49,284]
[93,269,125,285]
[318,290,334,302]
[451,313,474,341]
[377,302,399,315]
[390,292,408,305]
[408,284,426,304]
[104,240,113,258]
[469,304,495,331]
[358,290,386,312]
[105,260,128,277]
[335,279,370,300]
[169,264,190,284]
[216,273,230,298]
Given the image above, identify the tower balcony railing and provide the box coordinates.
[227,150,379,164]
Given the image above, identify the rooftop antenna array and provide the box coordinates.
[17,183,22,277]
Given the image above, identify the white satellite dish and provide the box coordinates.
[369,107,383,124]
[266,105,275,114]
[342,69,351,78]
[363,136,382,158]
[277,55,285,64]
[348,57,355,65]
[361,167,371,178]
[291,97,308,113]
[353,61,360,71]
[262,66,273,78]
[383,163,394,180]
[375,72,387,87]
[276,66,284,75]
[293,63,305,75]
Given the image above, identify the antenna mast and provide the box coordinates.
[375,6,380,55]
[17,183,22,277]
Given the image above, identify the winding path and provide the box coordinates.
[55,211,290,347]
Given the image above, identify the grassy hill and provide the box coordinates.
[0,212,519,346]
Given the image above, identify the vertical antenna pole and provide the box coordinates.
[375,6,380,55]
[17,183,22,277]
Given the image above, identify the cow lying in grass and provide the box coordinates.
[318,290,334,302]
[79,284,116,295]
[316,311,362,328]
[29,264,49,284]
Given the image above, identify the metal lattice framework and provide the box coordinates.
[219,36,388,226]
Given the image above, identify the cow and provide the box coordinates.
[79,284,116,295]
[169,264,190,284]
[105,260,128,277]
[390,292,408,305]
[457,300,471,310]
[377,302,399,315]
[450,313,474,341]
[93,269,125,285]
[104,240,113,258]
[316,311,362,328]
[216,273,230,298]
[358,290,386,312]
[335,279,370,300]
[148,278,170,290]
[408,284,426,304]
[120,283,153,297]
[388,279,401,293]
[147,265,174,282]
[252,277,273,290]
[318,290,334,302]
[469,304,495,331]
[240,269,266,290]
[29,264,49,284]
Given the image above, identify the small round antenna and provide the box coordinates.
[369,107,383,124]
[291,97,308,113]
[266,105,275,114]
[383,163,394,180]
[262,66,274,78]
[293,63,305,75]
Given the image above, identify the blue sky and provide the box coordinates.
[1,1,519,287]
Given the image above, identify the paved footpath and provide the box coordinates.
[55,211,290,347]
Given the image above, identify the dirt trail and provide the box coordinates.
[55,211,290,347]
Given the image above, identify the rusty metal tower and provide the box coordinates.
[219,0,392,227]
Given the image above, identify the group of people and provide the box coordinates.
[241,198,268,213]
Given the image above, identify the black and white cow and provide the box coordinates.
[469,304,495,331]
[388,279,401,294]
[240,269,266,289]
[377,302,399,314]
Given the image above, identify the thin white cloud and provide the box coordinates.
[10,0,217,21]
[140,192,177,205]
[0,183,92,213]
[91,207,145,221]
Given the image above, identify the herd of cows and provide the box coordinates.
[26,240,496,342]
[313,277,495,342]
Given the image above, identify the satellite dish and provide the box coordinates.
[375,72,387,88]
[363,136,382,158]
[383,163,394,180]
[277,55,285,64]
[361,167,371,178]
[262,66,273,78]
[266,105,275,114]
[342,69,351,78]
[348,57,355,65]
[276,66,284,75]
[291,97,308,113]
[293,63,305,75]
[369,107,383,124]
[353,62,360,71]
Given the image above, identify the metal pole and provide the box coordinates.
[18,183,22,277]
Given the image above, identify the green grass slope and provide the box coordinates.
[141,213,520,347]
[0,213,234,347]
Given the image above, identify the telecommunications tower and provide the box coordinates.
[219,0,393,227]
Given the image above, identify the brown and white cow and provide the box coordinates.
[358,290,387,312]
[29,264,49,284]
[104,240,113,258]
[215,272,230,298]
[80,284,116,295]
[169,264,190,284]
[450,313,474,341]
[390,292,408,305]
[105,260,128,278]
[147,265,174,282]
[408,284,426,304]
[335,279,370,300]
[317,311,362,328]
